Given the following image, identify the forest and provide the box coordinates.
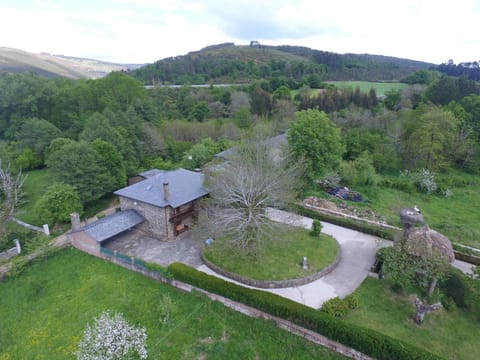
[132,43,433,85]
[1,65,480,250]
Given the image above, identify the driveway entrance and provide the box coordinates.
[103,229,203,268]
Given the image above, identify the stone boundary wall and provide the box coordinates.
[454,251,480,266]
[0,247,18,260]
[201,242,342,289]
[302,203,402,230]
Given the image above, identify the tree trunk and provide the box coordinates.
[427,277,438,297]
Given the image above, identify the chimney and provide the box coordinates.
[70,212,81,231]
[163,182,170,201]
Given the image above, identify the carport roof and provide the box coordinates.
[82,209,144,243]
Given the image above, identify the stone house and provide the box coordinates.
[114,168,208,239]
[69,168,208,255]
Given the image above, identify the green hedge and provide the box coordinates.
[168,262,443,360]
[295,205,397,240]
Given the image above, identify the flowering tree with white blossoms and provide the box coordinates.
[76,311,148,360]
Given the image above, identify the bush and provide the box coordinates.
[310,219,322,237]
[35,183,83,226]
[76,310,147,360]
[321,295,359,317]
[440,269,470,308]
[440,268,480,321]
[321,297,349,317]
[400,169,438,194]
[339,152,380,187]
[379,176,417,193]
[316,172,341,190]
[440,296,456,311]
[168,262,443,360]
[344,294,360,309]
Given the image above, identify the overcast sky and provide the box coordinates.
[1,0,478,64]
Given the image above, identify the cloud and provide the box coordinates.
[0,0,478,64]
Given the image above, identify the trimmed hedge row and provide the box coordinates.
[295,205,397,240]
[168,262,443,360]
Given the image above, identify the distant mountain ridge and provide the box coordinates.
[132,43,435,85]
[0,47,143,79]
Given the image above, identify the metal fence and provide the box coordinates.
[99,246,170,278]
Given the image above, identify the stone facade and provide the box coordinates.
[119,197,177,239]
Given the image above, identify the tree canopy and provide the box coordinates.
[197,137,301,254]
[288,109,344,177]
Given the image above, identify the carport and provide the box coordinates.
[70,209,144,256]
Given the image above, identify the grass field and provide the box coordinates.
[16,168,52,226]
[326,81,409,96]
[0,248,346,359]
[343,278,480,360]
[353,178,480,248]
[16,168,117,227]
[203,223,338,280]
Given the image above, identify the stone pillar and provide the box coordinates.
[14,239,21,254]
[70,212,81,231]
[43,224,50,236]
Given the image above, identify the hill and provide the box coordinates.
[0,47,142,79]
[132,43,434,85]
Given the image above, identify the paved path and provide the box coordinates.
[198,208,391,309]
[452,259,477,275]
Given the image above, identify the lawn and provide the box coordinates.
[0,248,346,359]
[16,168,52,226]
[326,81,409,96]
[343,277,480,360]
[16,168,118,227]
[307,169,480,249]
[203,223,339,280]
[354,179,480,248]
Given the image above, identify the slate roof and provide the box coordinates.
[114,168,208,209]
[139,169,163,178]
[82,209,144,243]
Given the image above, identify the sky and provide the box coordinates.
[0,0,479,65]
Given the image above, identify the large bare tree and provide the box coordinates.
[0,161,26,241]
[197,137,302,255]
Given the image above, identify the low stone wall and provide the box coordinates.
[0,247,18,261]
[454,251,480,266]
[201,244,342,289]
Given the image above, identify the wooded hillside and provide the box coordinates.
[132,43,434,85]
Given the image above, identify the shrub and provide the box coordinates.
[321,297,349,317]
[316,172,341,190]
[35,183,83,226]
[321,295,359,317]
[440,269,469,308]
[380,176,417,193]
[168,262,443,360]
[339,152,380,187]
[439,268,480,321]
[440,296,456,311]
[400,168,438,194]
[344,294,360,309]
[310,219,322,237]
[76,310,147,360]
[142,261,172,279]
